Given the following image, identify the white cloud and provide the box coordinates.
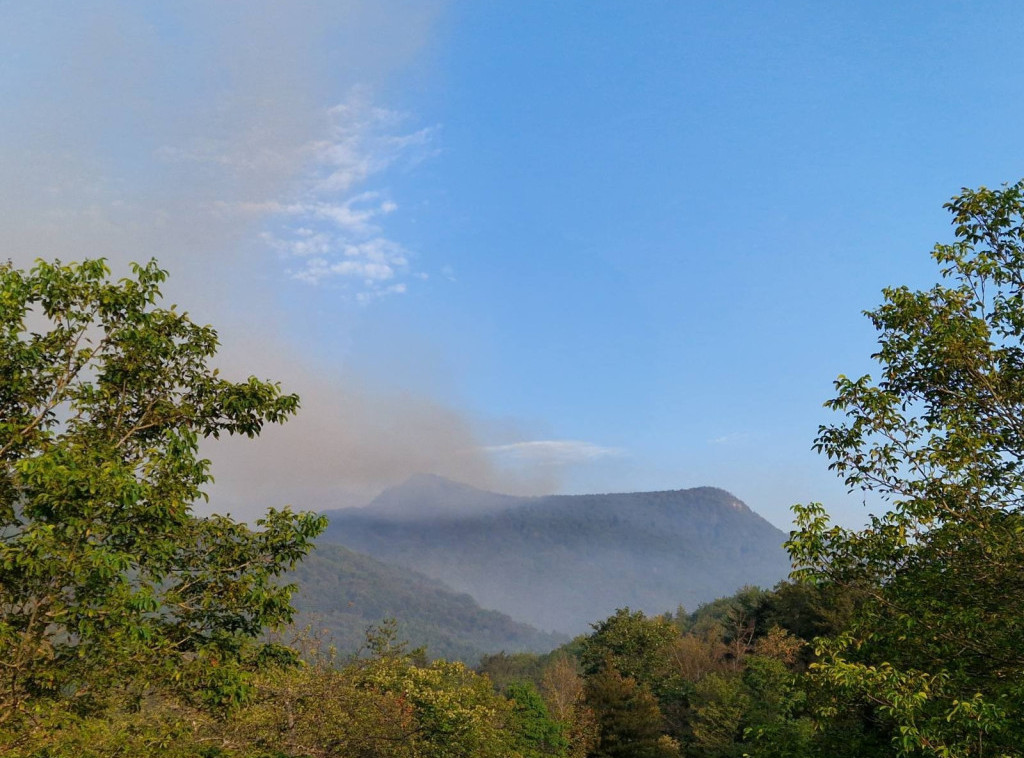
[314,92,436,193]
[167,88,432,295]
[254,88,437,295]
[483,440,626,465]
[709,432,754,446]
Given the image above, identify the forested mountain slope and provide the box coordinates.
[287,542,565,662]
[319,475,791,633]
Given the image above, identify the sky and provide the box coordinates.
[3,2,1024,529]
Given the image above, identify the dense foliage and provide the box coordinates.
[786,181,1024,755]
[3,624,529,758]
[0,259,324,747]
[480,586,847,757]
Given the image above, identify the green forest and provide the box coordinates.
[4,182,1024,756]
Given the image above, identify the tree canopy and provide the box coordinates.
[789,181,1024,756]
[0,258,325,733]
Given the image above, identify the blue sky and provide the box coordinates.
[3,2,1024,528]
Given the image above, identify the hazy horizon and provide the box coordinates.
[4,3,1024,530]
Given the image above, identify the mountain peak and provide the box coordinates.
[396,472,486,494]
[363,473,519,520]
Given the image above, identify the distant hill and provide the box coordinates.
[287,541,566,663]
[319,475,792,634]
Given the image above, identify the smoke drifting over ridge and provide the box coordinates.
[204,342,563,518]
[0,1,568,519]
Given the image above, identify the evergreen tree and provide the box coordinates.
[585,663,679,758]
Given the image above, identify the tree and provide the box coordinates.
[541,654,599,758]
[580,608,680,689]
[688,672,748,758]
[507,681,569,758]
[584,664,680,758]
[788,182,1024,755]
[354,624,517,758]
[0,259,325,734]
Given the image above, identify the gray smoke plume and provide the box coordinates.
[0,1,573,519]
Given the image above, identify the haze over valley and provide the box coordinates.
[311,474,791,639]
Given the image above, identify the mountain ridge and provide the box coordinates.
[320,476,791,634]
[361,475,755,517]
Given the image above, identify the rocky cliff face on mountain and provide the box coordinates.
[319,475,792,634]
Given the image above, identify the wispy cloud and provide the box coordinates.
[253,88,438,297]
[483,440,626,465]
[161,86,435,300]
[314,95,436,193]
[709,432,753,446]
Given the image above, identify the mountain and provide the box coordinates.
[362,473,520,519]
[319,476,792,634]
[287,541,566,663]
